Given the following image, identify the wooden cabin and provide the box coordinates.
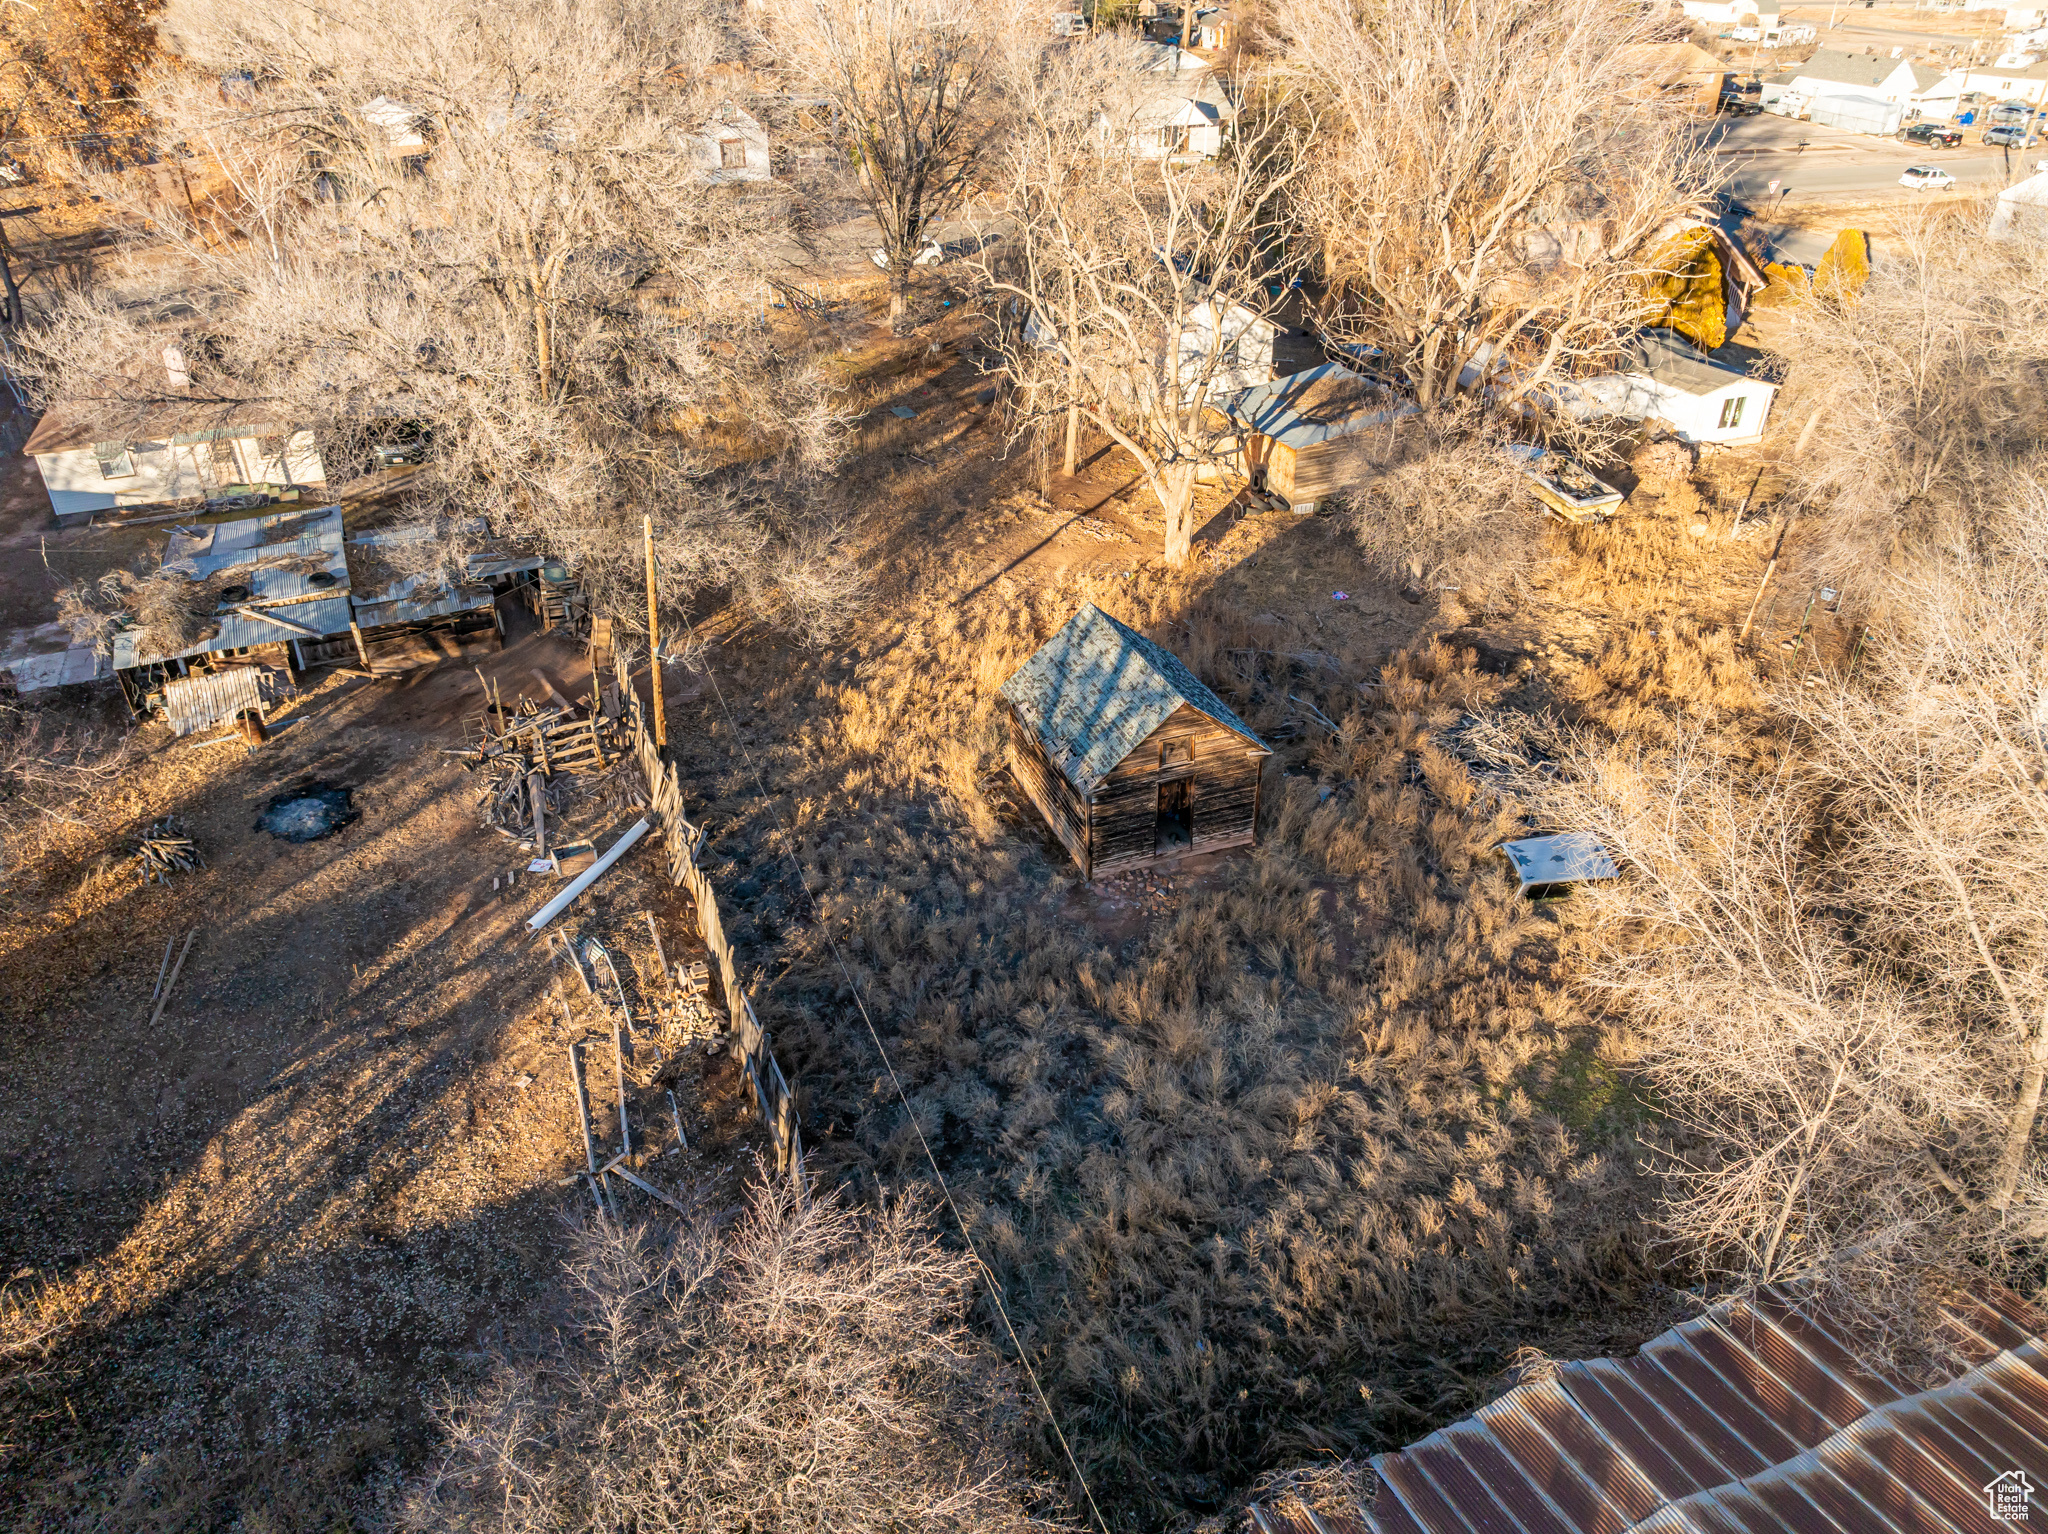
[1000,604,1271,879]
[1228,363,1410,515]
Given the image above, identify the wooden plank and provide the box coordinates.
[606,1161,691,1214]
[528,769,548,858]
[566,1026,611,1217]
[147,928,198,1030]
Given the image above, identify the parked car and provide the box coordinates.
[1984,126,2032,147]
[1899,165,1956,189]
[1900,122,1963,147]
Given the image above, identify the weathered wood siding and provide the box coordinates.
[1259,438,1298,501]
[1008,705,1094,875]
[1090,703,1265,876]
[1289,431,1379,504]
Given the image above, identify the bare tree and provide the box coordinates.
[1339,400,1544,598]
[973,66,1311,566]
[1275,0,1716,409]
[1790,470,2048,1215]
[402,1175,1067,1534]
[16,0,860,636]
[1777,203,2048,563]
[1543,476,2048,1340]
[1552,737,1990,1305]
[757,0,1029,332]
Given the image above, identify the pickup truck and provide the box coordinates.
[1899,122,1963,147]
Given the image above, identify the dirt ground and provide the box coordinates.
[0,603,766,1530]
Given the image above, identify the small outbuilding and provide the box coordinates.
[1001,604,1270,879]
[1227,363,1413,514]
[1566,329,1779,447]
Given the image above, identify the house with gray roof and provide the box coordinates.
[1562,329,1780,447]
[1000,604,1269,878]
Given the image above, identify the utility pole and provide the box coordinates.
[643,515,667,754]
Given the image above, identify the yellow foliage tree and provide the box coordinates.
[1814,228,1871,299]
[1642,226,1727,351]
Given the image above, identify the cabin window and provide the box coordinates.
[1718,396,1745,430]
[93,442,135,479]
[1160,738,1192,768]
[720,136,746,169]
[1158,124,1190,153]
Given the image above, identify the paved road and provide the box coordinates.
[1721,150,2016,199]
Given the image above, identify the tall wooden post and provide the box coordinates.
[644,515,667,753]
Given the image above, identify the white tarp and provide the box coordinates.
[1808,93,1901,135]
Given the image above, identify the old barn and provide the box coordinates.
[1001,604,1270,879]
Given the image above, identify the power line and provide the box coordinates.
[675,621,1113,1534]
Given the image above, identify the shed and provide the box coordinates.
[1000,604,1269,879]
[1226,363,1411,513]
[109,504,356,709]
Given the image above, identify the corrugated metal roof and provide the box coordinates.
[998,603,1267,795]
[350,581,493,629]
[2,646,111,692]
[161,664,289,736]
[112,593,356,669]
[1248,1283,2048,1534]
[1227,364,1410,449]
[161,504,349,607]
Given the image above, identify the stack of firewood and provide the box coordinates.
[135,817,204,883]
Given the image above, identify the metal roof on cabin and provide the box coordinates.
[1247,1282,2048,1534]
[1226,364,1409,449]
[998,603,1266,795]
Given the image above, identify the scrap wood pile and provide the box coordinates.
[556,912,723,1218]
[134,816,204,883]
[458,669,638,851]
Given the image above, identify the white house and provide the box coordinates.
[681,103,771,184]
[1023,295,1275,402]
[1177,299,1277,398]
[1568,330,1778,446]
[1765,48,1946,114]
[1991,168,2048,240]
[1681,0,1750,25]
[25,402,326,521]
[1931,57,2048,108]
[1100,41,1236,159]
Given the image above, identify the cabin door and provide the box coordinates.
[1156,777,1194,854]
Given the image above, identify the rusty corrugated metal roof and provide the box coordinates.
[1247,1283,2048,1534]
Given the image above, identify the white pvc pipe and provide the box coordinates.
[525,818,650,932]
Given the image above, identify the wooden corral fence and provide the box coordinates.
[609,643,802,1175]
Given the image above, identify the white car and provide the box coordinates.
[1899,165,1955,190]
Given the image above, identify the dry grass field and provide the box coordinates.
[643,391,1828,1526]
